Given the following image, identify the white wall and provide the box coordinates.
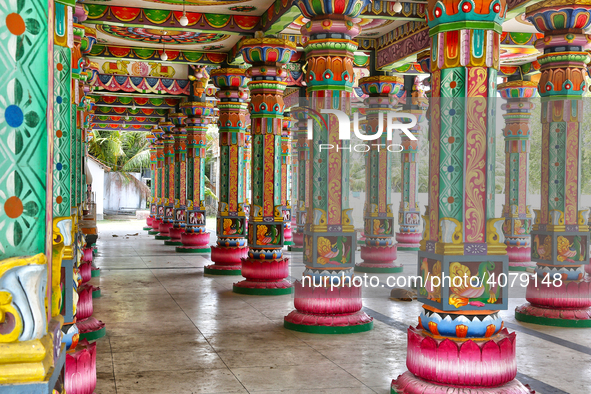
[86,159,104,220]
[103,172,147,212]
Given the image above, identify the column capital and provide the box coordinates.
[427,0,506,33]
[497,80,538,98]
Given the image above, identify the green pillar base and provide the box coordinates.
[284,319,373,334]
[91,269,100,278]
[164,240,183,246]
[354,265,403,274]
[79,326,106,342]
[143,227,152,231]
[233,285,293,296]
[397,247,420,251]
[515,311,591,328]
[284,241,294,246]
[204,267,242,276]
[288,246,303,252]
[155,235,171,240]
[148,230,159,235]
[357,240,365,245]
[92,289,101,298]
[175,247,211,254]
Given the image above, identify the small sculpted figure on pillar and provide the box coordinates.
[515,0,591,326]
[233,37,296,295]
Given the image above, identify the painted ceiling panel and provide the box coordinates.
[82,0,274,16]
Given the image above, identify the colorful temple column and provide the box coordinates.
[392,0,533,391]
[282,114,294,246]
[177,68,212,253]
[355,75,403,273]
[166,112,188,246]
[289,104,308,252]
[207,68,250,274]
[151,127,166,236]
[156,121,175,241]
[283,0,374,333]
[396,76,428,251]
[147,134,159,234]
[233,37,296,295]
[0,0,66,389]
[498,79,538,270]
[515,0,591,326]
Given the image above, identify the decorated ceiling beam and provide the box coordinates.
[259,0,302,35]
[92,95,180,109]
[375,0,542,70]
[87,45,226,65]
[92,115,162,125]
[94,106,168,118]
[93,73,191,95]
[85,5,259,36]
[92,123,155,132]
[361,1,426,21]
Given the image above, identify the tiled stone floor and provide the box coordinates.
[91,219,590,394]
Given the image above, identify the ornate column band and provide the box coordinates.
[176,101,213,253]
[516,0,591,327]
[233,37,296,295]
[208,68,250,274]
[166,113,188,246]
[355,75,403,273]
[284,0,374,334]
[498,80,537,270]
[396,77,428,251]
[392,0,533,392]
[155,121,175,241]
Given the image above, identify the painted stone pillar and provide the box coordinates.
[392,0,533,392]
[155,121,175,241]
[498,80,537,270]
[233,37,296,295]
[355,76,403,273]
[284,0,374,333]
[147,135,159,234]
[166,113,188,246]
[176,101,212,253]
[0,0,66,386]
[207,68,250,274]
[289,106,308,252]
[515,1,591,327]
[282,115,294,246]
[396,76,428,251]
[151,127,166,236]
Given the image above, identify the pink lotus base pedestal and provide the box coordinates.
[355,245,402,273]
[283,282,373,333]
[165,226,184,246]
[65,339,97,394]
[155,222,173,240]
[233,258,292,295]
[77,317,106,342]
[586,262,591,276]
[395,233,421,251]
[144,216,153,231]
[507,246,535,271]
[175,232,211,253]
[205,246,248,275]
[148,218,162,235]
[515,276,591,327]
[391,372,534,394]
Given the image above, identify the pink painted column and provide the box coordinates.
[289,106,308,252]
[155,121,175,241]
[166,112,188,246]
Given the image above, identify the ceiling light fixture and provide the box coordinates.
[132,102,136,110]
[393,1,402,13]
[161,40,168,61]
[180,0,189,26]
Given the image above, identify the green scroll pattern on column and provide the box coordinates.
[0,1,50,258]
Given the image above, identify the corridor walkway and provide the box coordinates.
[92,220,591,394]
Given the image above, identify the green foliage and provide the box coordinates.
[88,130,150,172]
